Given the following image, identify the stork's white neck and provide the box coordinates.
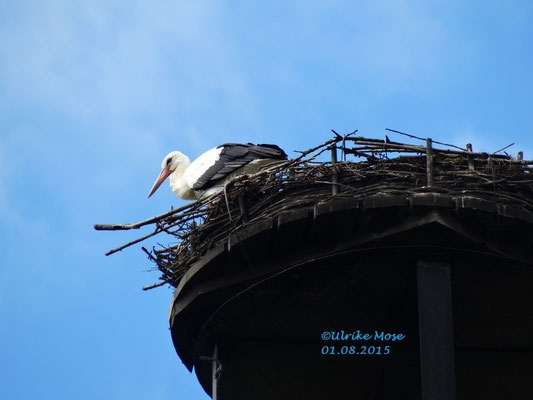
[169,161,197,200]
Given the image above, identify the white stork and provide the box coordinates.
[148,143,287,200]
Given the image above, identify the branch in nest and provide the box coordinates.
[94,201,196,231]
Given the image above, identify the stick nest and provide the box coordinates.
[95,132,533,290]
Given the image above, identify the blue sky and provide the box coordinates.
[1,1,532,399]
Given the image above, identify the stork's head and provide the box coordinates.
[148,151,190,198]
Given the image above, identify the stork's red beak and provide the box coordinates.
[148,168,172,198]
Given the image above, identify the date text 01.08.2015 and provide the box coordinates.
[321,345,390,355]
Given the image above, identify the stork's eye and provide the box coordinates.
[166,158,172,165]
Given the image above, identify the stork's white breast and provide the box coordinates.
[183,146,224,189]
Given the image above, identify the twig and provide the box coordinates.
[491,143,514,155]
[94,201,196,231]
[426,138,434,187]
[141,246,157,262]
[331,144,338,195]
[105,227,163,256]
[386,128,467,151]
[466,143,475,171]
[142,281,168,291]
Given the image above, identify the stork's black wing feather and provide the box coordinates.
[191,143,287,190]
[253,144,288,159]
